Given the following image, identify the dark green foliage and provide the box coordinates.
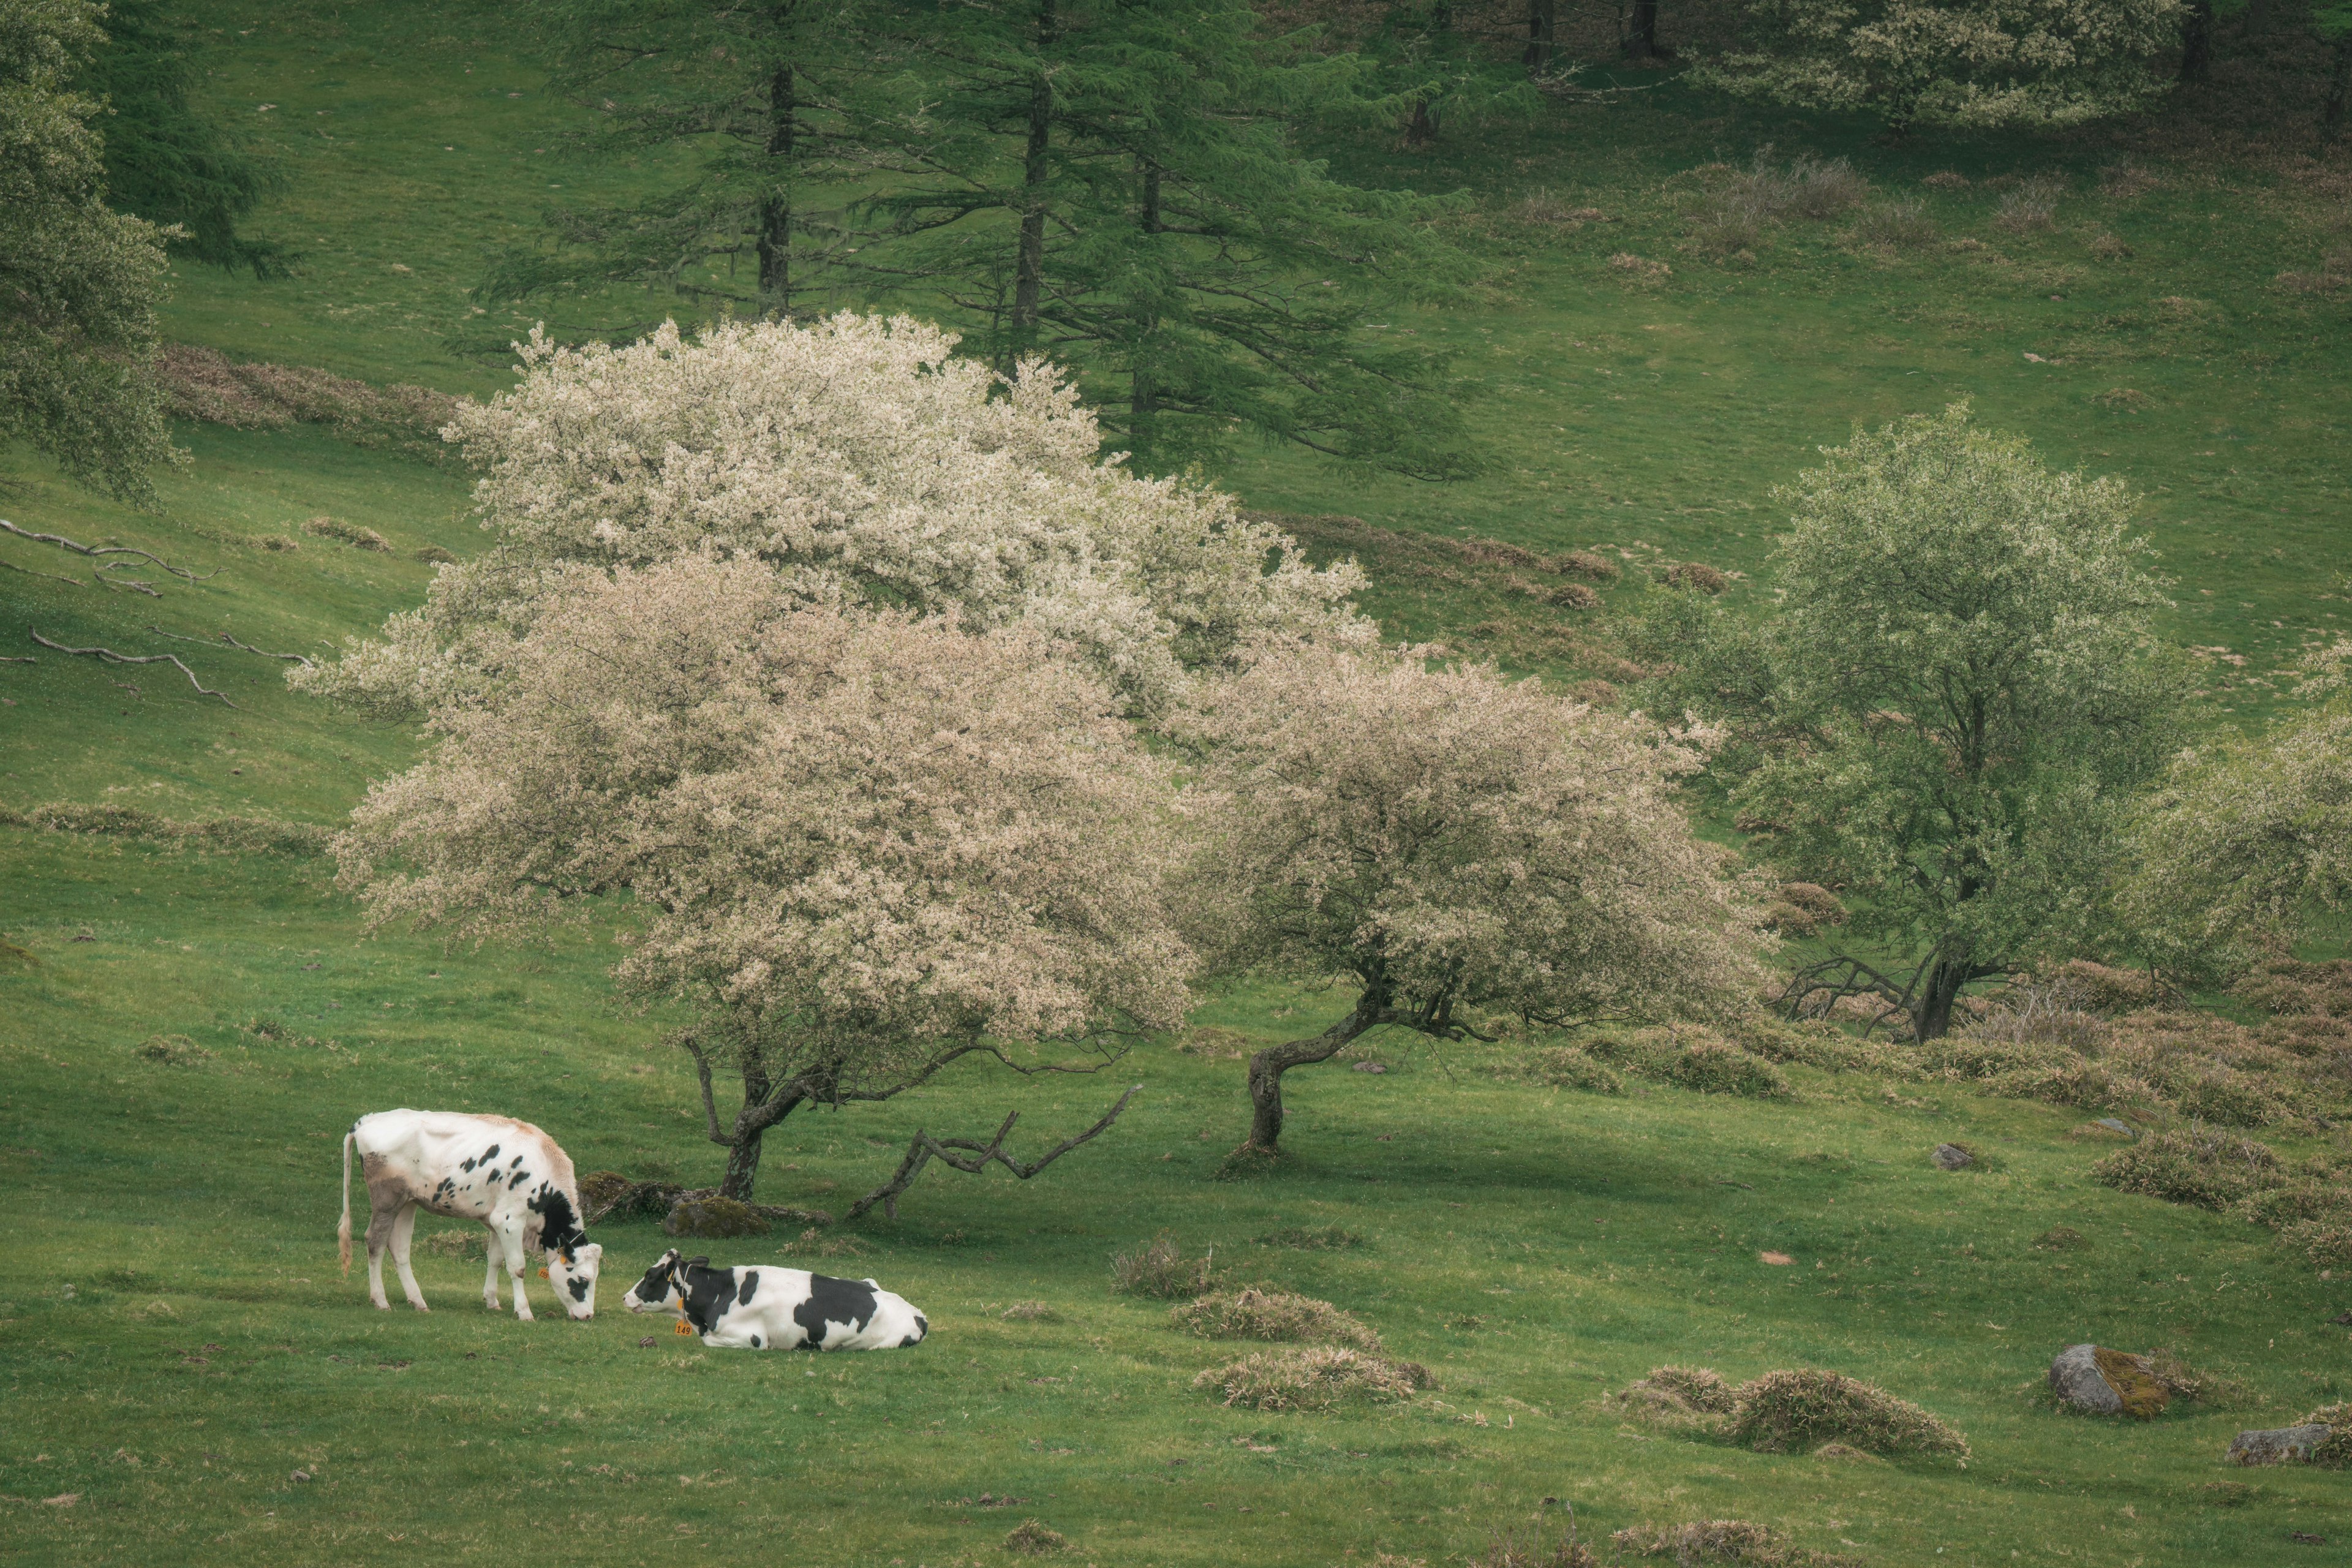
[78,0,284,275]
[1727,1368,1970,1460]
[1,0,175,503]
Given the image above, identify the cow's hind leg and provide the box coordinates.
[498,1218,534,1321]
[390,1204,428,1311]
[481,1226,503,1311]
[363,1202,399,1311]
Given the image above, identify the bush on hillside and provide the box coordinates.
[2092,1128,2281,1210]
[1727,1368,1969,1460]
[2296,1404,2352,1467]
[1172,1288,1380,1350]
[1111,1232,1212,1298]
[1580,1029,1789,1098]
[1521,1047,1625,1095]
[1616,1364,1737,1422]
[1191,1346,1430,1411]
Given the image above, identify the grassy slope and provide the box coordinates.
[6,2,2352,1563]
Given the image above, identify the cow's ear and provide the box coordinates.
[686,1256,710,1272]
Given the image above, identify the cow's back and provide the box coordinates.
[352,1109,554,1217]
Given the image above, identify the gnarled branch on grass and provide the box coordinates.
[1,519,219,582]
[145,624,314,668]
[28,631,237,707]
[845,1084,1142,1222]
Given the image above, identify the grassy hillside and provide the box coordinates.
[6,1,2352,1563]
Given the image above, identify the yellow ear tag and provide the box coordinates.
[538,1267,549,1278]
[673,1319,695,1336]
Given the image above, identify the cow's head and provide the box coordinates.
[623,1249,698,1316]
[545,1241,603,1320]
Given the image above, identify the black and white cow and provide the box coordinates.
[622,1249,928,1351]
[338,1109,603,1320]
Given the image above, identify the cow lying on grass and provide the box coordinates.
[623,1248,928,1351]
[339,1109,603,1320]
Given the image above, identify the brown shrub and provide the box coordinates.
[1921,171,1971,189]
[1522,1047,1624,1095]
[1548,581,1600,611]
[258,533,300,551]
[1608,253,1672,281]
[137,1033,211,1066]
[1628,1363,1735,1414]
[1776,883,1847,926]
[1853,200,1939,249]
[2144,1348,2248,1407]
[1191,1346,1431,1411]
[1110,1232,1212,1298]
[302,516,391,552]
[1728,1368,1969,1460]
[415,545,459,565]
[1664,561,1729,594]
[1479,1526,1600,1568]
[1569,678,1619,708]
[2089,232,2134,260]
[156,343,459,446]
[1004,1520,1067,1555]
[1555,549,1621,582]
[2032,1226,2090,1251]
[2296,1403,2352,1467]
[1171,1288,1380,1351]
[2050,960,2160,1013]
[1611,1518,1855,1564]
[2092,1128,2281,1210]
[1995,176,2065,233]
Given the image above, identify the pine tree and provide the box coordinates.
[78,0,285,276]
[854,0,1479,477]
[481,0,886,317]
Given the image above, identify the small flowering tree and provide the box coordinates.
[296,312,1368,723]
[1181,645,1769,1155]
[336,556,1192,1201]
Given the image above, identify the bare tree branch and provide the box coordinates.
[27,631,237,707]
[1,519,221,582]
[145,625,314,669]
[843,1084,1142,1222]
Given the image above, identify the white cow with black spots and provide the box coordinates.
[338,1109,604,1320]
[622,1248,929,1351]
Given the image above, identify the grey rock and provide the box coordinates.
[2094,1117,2135,1138]
[1351,1061,1387,1074]
[2230,1425,2332,1466]
[2049,1343,2122,1414]
[1932,1142,1974,1170]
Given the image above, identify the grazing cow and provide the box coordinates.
[338,1109,603,1321]
[622,1248,928,1351]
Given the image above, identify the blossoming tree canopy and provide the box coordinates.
[295,312,1370,720]
[1181,643,1770,1153]
[334,555,1193,1200]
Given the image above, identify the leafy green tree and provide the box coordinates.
[2319,0,2352,132]
[1691,0,2183,134]
[855,0,1479,478]
[78,0,284,276]
[1,0,175,503]
[481,0,883,318]
[1642,404,2186,1041]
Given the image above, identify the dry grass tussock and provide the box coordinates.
[2,802,328,858]
[1852,199,1940,251]
[1191,1346,1431,1411]
[1682,153,1868,257]
[2296,1403,2352,1467]
[302,516,391,552]
[1171,1288,1380,1351]
[2090,1126,2280,1210]
[1994,175,2065,232]
[1000,1300,1061,1322]
[1727,1368,1970,1460]
[1577,1028,1792,1099]
[137,1033,212,1066]
[1003,1520,1067,1555]
[1110,1232,1213,1298]
[1615,1364,1735,1425]
[1613,1519,1860,1566]
[1932,970,2323,1130]
[1476,1523,1602,1568]
[156,344,460,451]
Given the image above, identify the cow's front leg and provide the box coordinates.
[389,1204,429,1311]
[364,1202,398,1311]
[499,1220,534,1321]
[481,1226,503,1311]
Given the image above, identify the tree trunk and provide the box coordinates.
[1909,956,1973,1043]
[1129,159,1160,461]
[1244,992,1388,1152]
[756,58,796,315]
[1010,0,1056,363]
[1402,97,1435,148]
[2178,0,2212,83]
[2328,37,2352,133]
[1523,0,1556,74]
[1623,0,1660,59]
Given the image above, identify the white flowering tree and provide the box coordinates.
[2124,645,2352,981]
[1182,645,1770,1156]
[336,556,1193,1201]
[296,312,1368,723]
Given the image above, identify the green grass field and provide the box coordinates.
[6,1,2352,1562]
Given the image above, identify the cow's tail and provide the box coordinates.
[338,1128,355,1275]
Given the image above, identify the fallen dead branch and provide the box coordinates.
[846,1084,1142,1221]
[28,631,237,707]
[1,519,219,584]
[145,624,314,668]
